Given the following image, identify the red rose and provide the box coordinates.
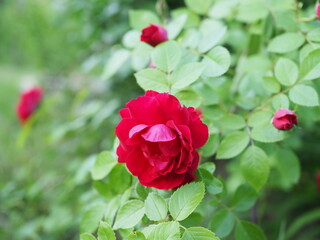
[16,87,43,124]
[272,109,297,130]
[317,4,320,20]
[115,91,208,190]
[140,24,168,47]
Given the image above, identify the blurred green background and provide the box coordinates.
[0,0,319,239]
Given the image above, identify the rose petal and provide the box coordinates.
[119,108,131,119]
[140,172,186,190]
[142,124,177,142]
[129,124,148,138]
[126,95,165,124]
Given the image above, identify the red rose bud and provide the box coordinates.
[140,24,168,47]
[272,109,297,130]
[317,172,320,193]
[16,87,43,124]
[115,90,209,190]
[317,4,320,20]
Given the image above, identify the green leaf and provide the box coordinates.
[274,149,300,189]
[207,177,224,195]
[108,164,132,195]
[144,192,168,221]
[209,209,235,238]
[217,114,246,130]
[169,182,205,221]
[307,28,320,42]
[235,221,267,240]
[147,222,180,240]
[135,68,169,92]
[151,41,182,73]
[175,90,202,108]
[216,132,249,159]
[80,233,97,240]
[128,231,147,240]
[262,76,281,93]
[182,227,220,240]
[168,14,187,40]
[236,0,268,23]
[198,162,216,174]
[102,49,130,79]
[248,111,273,127]
[289,84,319,106]
[135,182,151,200]
[251,124,285,143]
[184,0,214,15]
[198,25,227,53]
[274,58,298,86]
[240,146,270,191]
[171,62,206,89]
[91,151,117,180]
[272,94,289,110]
[122,30,140,49]
[200,134,220,157]
[202,46,231,77]
[267,32,305,53]
[231,184,258,212]
[104,197,121,225]
[131,42,153,71]
[172,8,200,28]
[299,49,320,80]
[113,200,145,229]
[81,203,107,233]
[98,221,116,240]
[129,10,160,31]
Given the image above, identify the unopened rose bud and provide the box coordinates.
[140,24,168,47]
[317,4,320,20]
[272,109,298,130]
[16,87,43,124]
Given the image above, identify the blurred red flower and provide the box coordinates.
[16,87,43,124]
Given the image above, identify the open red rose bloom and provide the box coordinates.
[115,91,208,190]
[16,87,43,124]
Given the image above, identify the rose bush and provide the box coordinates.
[16,87,43,124]
[272,109,298,130]
[115,90,208,190]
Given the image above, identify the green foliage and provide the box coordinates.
[209,209,235,238]
[216,132,249,159]
[235,221,267,240]
[91,151,117,180]
[182,227,220,240]
[169,182,205,221]
[113,200,145,229]
[151,41,182,73]
[240,146,270,191]
[267,32,305,53]
[289,84,319,106]
[81,203,107,233]
[98,221,116,240]
[144,192,168,221]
